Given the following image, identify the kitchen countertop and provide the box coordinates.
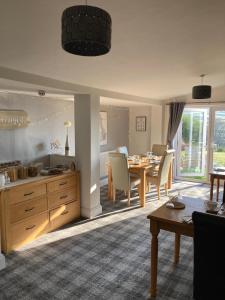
[0,170,75,191]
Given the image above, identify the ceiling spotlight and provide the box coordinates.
[38,90,46,96]
[192,74,212,99]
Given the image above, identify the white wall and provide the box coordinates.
[150,105,163,146]
[129,106,151,155]
[129,105,163,155]
[0,93,74,163]
[100,151,110,179]
[100,106,129,152]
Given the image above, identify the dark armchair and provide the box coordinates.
[192,211,225,300]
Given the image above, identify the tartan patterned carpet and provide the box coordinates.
[0,181,214,300]
[100,184,143,214]
[100,180,214,215]
[0,216,193,300]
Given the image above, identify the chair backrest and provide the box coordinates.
[152,144,168,156]
[117,146,128,157]
[109,152,129,190]
[158,150,174,185]
[192,212,225,300]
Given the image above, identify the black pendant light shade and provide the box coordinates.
[192,85,211,99]
[192,75,212,99]
[62,5,112,56]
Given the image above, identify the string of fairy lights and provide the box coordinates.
[28,104,73,127]
[0,90,74,129]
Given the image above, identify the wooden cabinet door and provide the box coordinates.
[10,212,49,250]
[10,196,47,223]
[49,201,80,231]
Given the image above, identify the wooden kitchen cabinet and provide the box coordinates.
[0,171,80,254]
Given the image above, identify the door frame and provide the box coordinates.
[174,105,210,183]
[175,104,225,183]
[208,105,225,176]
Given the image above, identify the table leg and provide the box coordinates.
[107,165,113,200]
[216,178,220,202]
[223,181,225,204]
[174,233,180,264]
[210,175,214,201]
[150,220,160,298]
[168,162,173,189]
[140,169,146,207]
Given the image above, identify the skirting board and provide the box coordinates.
[100,176,108,187]
[81,204,102,219]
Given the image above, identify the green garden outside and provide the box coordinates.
[178,109,225,181]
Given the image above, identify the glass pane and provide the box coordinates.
[178,108,208,180]
[213,111,225,170]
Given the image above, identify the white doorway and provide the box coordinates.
[175,107,209,181]
[175,105,225,182]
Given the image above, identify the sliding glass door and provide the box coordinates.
[175,108,209,181]
[211,109,225,170]
[175,106,225,182]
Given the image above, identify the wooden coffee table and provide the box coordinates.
[147,197,206,298]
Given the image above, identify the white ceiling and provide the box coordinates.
[0,78,75,99]
[0,78,147,106]
[0,0,225,101]
[100,97,151,107]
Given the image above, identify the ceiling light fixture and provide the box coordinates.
[61,0,112,56]
[38,90,46,96]
[192,74,212,99]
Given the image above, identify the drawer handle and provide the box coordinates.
[61,211,69,216]
[59,181,67,186]
[25,225,36,230]
[60,195,68,200]
[24,192,34,196]
[25,207,35,212]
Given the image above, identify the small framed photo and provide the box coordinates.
[136,116,146,132]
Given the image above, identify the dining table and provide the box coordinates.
[107,155,173,207]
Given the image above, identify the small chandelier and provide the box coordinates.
[192,74,212,99]
[61,2,112,57]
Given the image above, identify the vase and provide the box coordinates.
[65,133,69,156]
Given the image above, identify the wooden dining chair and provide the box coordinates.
[146,150,174,200]
[152,144,168,156]
[108,152,141,206]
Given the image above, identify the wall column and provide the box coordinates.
[75,94,102,218]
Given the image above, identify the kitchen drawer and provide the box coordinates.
[47,176,76,193]
[9,183,46,205]
[10,212,48,250]
[49,201,80,231]
[10,196,47,224]
[48,187,76,209]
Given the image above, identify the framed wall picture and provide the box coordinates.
[100,111,108,145]
[136,116,146,132]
